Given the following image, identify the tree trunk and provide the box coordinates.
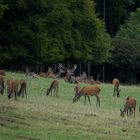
[102,65,105,82]
[87,62,91,78]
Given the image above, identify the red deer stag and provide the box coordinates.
[7,80,19,100]
[120,96,136,119]
[0,75,4,95]
[0,70,5,76]
[17,80,27,98]
[58,63,77,83]
[73,86,100,107]
[112,78,120,97]
[46,80,59,96]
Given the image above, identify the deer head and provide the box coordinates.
[58,63,77,75]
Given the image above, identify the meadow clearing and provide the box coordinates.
[0,72,140,140]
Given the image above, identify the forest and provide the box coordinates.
[0,0,140,83]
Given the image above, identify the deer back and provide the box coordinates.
[112,78,119,87]
[80,86,100,96]
[50,80,59,89]
[125,97,136,108]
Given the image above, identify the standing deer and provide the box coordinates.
[74,84,81,95]
[112,78,120,97]
[17,79,27,98]
[73,86,100,107]
[46,80,59,96]
[0,75,4,95]
[120,96,136,119]
[7,80,19,100]
[58,63,77,83]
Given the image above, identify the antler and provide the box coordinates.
[58,63,68,72]
[71,64,77,71]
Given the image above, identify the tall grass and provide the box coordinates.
[0,72,140,140]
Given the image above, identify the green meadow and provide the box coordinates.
[0,72,140,140]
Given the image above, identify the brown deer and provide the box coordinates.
[7,80,19,100]
[73,86,100,107]
[0,70,5,76]
[0,75,4,95]
[17,80,27,98]
[120,96,136,119]
[46,71,56,78]
[74,84,81,95]
[112,78,120,97]
[46,80,59,96]
[39,72,48,78]
[25,67,38,78]
[58,63,77,83]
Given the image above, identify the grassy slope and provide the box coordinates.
[0,72,140,140]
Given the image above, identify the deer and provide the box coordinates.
[7,79,19,100]
[39,65,66,79]
[58,63,77,83]
[0,75,4,95]
[39,72,48,78]
[120,96,136,119]
[74,84,81,95]
[46,80,59,96]
[25,67,38,78]
[73,86,100,107]
[17,79,27,98]
[112,78,120,97]
[0,70,5,76]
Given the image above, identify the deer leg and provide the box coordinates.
[117,88,120,97]
[55,89,57,97]
[84,96,86,105]
[127,110,128,116]
[56,88,58,97]
[134,107,135,119]
[96,95,100,107]
[25,88,27,98]
[87,96,91,106]
[22,90,24,98]
[15,91,17,100]
[113,87,115,96]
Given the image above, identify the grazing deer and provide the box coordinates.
[120,96,136,119]
[112,78,120,97]
[73,86,100,107]
[0,75,4,95]
[17,80,27,98]
[7,80,19,100]
[58,63,77,83]
[46,80,59,96]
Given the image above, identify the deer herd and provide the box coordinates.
[0,65,139,119]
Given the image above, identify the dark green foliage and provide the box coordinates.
[95,0,140,37]
[0,0,111,66]
[112,8,140,83]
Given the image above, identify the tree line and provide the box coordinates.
[0,0,140,83]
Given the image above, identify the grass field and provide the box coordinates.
[0,72,140,140]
